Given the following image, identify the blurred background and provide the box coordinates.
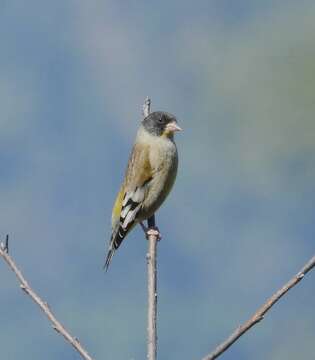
[1,1,315,359]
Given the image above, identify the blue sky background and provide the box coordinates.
[1,1,315,359]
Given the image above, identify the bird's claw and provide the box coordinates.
[140,223,161,241]
[147,227,161,240]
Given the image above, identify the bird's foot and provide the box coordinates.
[140,222,161,241]
[147,227,161,241]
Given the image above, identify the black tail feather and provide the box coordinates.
[104,246,115,272]
[104,223,131,271]
[104,220,136,271]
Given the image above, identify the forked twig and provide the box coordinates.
[202,255,315,360]
[0,236,94,360]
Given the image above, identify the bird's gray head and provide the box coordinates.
[142,111,182,138]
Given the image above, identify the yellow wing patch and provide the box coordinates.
[111,187,125,226]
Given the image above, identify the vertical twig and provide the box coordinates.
[142,96,151,119]
[142,97,158,360]
[147,214,158,360]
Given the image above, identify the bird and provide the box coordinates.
[104,111,182,270]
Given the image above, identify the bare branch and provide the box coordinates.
[0,237,94,360]
[146,216,159,360]
[146,232,158,360]
[202,254,315,360]
[142,96,151,118]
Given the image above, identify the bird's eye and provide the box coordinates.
[158,116,164,124]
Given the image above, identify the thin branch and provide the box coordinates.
[0,237,94,360]
[142,96,151,118]
[202,254,315,360]
[146,215,159,360]
[142,97,159,360]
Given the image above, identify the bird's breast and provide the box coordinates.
[140,136,178,219]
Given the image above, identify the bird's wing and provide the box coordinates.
[104,143,153,270]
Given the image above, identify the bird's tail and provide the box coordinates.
[103,233,120,272]
[104,245,115,271]
[104,222,135,271]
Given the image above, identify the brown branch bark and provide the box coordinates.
[202,254,315,360]
[0,237,94,360]
[142,97,158,360]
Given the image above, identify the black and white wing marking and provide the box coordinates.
[104,186,146,270]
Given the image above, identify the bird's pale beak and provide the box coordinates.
[165,121,182,132]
